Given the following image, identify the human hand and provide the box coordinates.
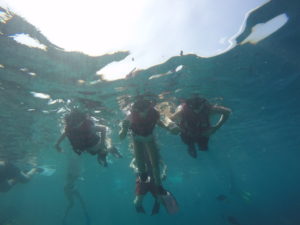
[97,153,108,167]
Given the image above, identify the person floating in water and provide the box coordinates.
[0,160,43,192]
[119,96,178,197]
[62,155,90,225]
[55,109,122,167]
[169,96,231,158]
[130,151,167,215]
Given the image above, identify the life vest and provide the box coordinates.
[180,103,210,136]
[130,108,159,136]
[66,119,100,151]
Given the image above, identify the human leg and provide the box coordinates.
[133,140,147,181]
[145,139,162,187]
[97,151,108,167]
[197,136,209,151]
[151,197,160,215]
[180,133,197,158]
[134,195,146,213]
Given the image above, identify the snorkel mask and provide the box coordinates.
[132,94,156,113]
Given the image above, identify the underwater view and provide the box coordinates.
[0,0,300,224]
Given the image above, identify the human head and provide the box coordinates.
[132,94,155,112]
[132,99,153,113]
[186,97,208,113]
[64,109,87,127]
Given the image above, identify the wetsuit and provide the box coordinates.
[180,103,210,150]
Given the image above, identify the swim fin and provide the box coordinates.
[38,165,56,176]
[161,192,179,214]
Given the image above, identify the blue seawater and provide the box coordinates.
[0,1,300,225]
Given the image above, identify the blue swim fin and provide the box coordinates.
[161,192,179,214]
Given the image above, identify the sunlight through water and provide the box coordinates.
[0,0,268,80]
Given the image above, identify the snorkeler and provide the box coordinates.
[119,96,177,196]
[169,96,231,158]
[55,109,122,167]
[0,160,43,192]
[62,155,90,225]
[130,152,167,215]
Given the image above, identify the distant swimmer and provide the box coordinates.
[55,109,122,167]
[62,156,90,225]
[216,194,228,202]
[0,160,43,192]
[119,96,178,199]
[169,96,231,158]
[227,216,241,225]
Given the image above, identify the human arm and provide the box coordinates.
[55,131,67,152]
[8,167,41,186]
[130,158,139,173]
[157,119,180,135]
[168,105,183,123]
[95,125,107,147]
[119,119,130,140]
[203,105,231,136]
[160,160,167,181]
[20,168,41,183]
[165,105,183,135]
